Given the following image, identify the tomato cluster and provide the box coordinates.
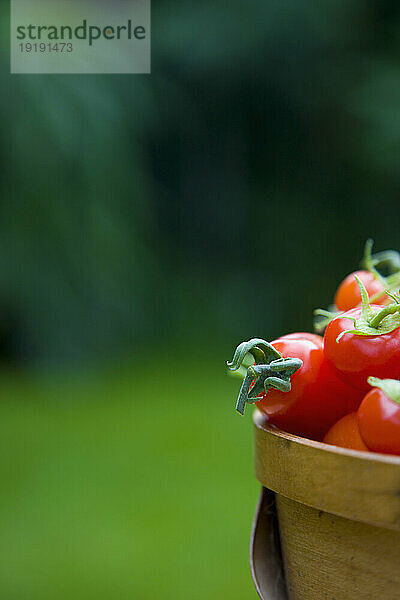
[227,241,400,455]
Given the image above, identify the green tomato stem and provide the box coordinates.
[336,276,400,340]
[227,338,282,371]
[354,274,374,322]
[369,304,400,328]
[363,239,387,287]
[368,377,400,405]
[227,339,303,415]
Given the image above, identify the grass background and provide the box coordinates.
[0,353,258,599]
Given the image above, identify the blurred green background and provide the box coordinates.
[1,0,400,598]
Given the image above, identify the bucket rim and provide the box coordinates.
[253,408,400,530]
[254,408,400,465]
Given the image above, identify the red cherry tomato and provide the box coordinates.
[323,412,368,451]
[279,332,324,348]
[324,307,400,391]
[250,333,323,395]
[255,336,363,441]
[334,270,388,311]
[358,380,400,455]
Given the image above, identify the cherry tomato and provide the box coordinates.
[335,270,387,311]
[324,307,400,391]
[279,332,324,348]
[358,378,400,455]
[255,336,363,441]
[323,412,368,451]
[250,333,323,396]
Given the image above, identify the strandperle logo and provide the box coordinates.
[11,0,150,74]
[16,20,147,46]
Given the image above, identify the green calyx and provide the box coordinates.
[362,238,400,278]
[227,338,303,415]
[368,377,400,405]
[336,275,400,341]
[313,308,341,333]
[363,239,400,303]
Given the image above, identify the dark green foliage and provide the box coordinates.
[1,1,400,364]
